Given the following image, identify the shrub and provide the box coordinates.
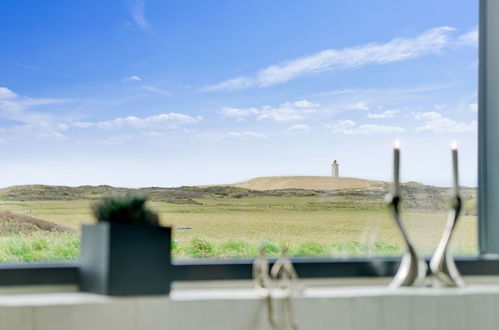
[92,195,159,226]
[188,236,215,258]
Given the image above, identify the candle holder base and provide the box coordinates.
[386,193,427,288]
[430,196,465,288]
[390,249,428,288]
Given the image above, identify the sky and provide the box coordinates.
[0,1,478,188]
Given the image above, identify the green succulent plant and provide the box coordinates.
[92,195,159,226]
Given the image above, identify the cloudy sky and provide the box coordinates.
[0,1,478,187]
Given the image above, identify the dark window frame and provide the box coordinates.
[0,0,496,288]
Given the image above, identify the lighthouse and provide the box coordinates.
[331,160,339,178]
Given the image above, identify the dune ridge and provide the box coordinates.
[229,176,389,191]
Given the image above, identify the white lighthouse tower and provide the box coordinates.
[331,160,339,178]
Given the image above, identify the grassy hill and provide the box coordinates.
[231,176,388,191]
[0,177,476,214]
[0,176,478,261]
[0,211,76,235]
[0,177,476,213]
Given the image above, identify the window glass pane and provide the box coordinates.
[0,0,477,261]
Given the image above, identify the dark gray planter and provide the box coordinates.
[79,223,172,296]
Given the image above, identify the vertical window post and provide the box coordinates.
[479,0,499,255]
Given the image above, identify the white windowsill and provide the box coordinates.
[1,279,499,330]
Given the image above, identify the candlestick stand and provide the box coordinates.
[270,246,301,330]
[429,196,465,287]
[386,193,427,287]
[252,247,277,329]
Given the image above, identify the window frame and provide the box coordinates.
[0,0,496,287]
[478,0,499,255]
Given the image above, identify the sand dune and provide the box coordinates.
[229,176,388,191]
[0,211,77,235]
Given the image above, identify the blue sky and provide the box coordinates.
[0,1,478,187]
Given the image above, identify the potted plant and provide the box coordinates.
[79,195,172,296]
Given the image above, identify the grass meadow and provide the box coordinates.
[0,194,478,262]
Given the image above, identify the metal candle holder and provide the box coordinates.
[386,192,427,287]
[270,246,301,330]
[429,196,465,287]
[387,141,427,288]
[252,247,277,329]
[430,142,465,287]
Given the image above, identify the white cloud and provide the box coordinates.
[353,124,405,135]
[204,26,461,91]
[139,86,171,96]
[122,75,141,82]
[288,124,310,131]
[73,113,202,130]
[219,100,318,123]
[293,100,319,108]
[257,105,308,122]
[0,87,17,99]
[334,120,356,128]
[0,87,202,142]
[71,122,93,128]
[468,103,478,112]
[417,119,477,133]
[349,102,369,111]
[0,87,74,141]
[413,111,477,133]
[367,110,398,119]
[329,120,356,133]
[129,0,151,30]
[202,77,253,92]
[0,122,69,141]
[218,106,259,120]
[142,130,164,137]
[329,120,404,135]
[99,135,133,145]
[457,26,478,46]
[412,111,443,121]
[310,84,455,120]
[218,131,268,140]
[35,131,67,141]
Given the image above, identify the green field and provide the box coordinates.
[0,188,478,261]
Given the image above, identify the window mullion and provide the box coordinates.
[479,0,499,255]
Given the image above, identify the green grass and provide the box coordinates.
[0,193,479,261]
[0,220,478,262]
[170,235,475,259]
[154,197,477,257]
[0,233,80,262]
[171,236,405,259]
[0,233,406,262]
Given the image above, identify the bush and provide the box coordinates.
[188,236,215,258]
[92,195,159,226]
